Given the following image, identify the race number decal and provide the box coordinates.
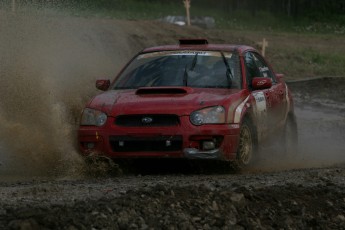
[253,92,268,141]
[253,91,267,131]
[253,92,266,113]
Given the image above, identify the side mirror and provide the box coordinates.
[275,73,284,83]
[252,77,272,90]
[96,79,110,91]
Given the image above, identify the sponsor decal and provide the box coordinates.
[257,80,267,86]
[253,91,267,124]
[138,51,230,59]
[171,51,208,55]
[253,91,267,140]
[253,92,267,112]
[224,52,233,59]
[259,66,269,72]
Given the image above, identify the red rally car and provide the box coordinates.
[78,39,297,170]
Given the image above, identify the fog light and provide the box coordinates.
[86,142,95,149]
[202,141,215,150]
[119,141,124,147]
[166,140,171,147]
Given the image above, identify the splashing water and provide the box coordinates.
[0,10,135,178]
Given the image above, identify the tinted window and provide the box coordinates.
[244,52,275,89]
[251,53,274,80]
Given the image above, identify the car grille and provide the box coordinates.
[115,115,180,127]
[109,136,182,152]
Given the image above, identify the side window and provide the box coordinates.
[245,52,276,90]
[244,52,260,89]
[251,53,275,81]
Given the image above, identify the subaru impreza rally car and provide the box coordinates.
[78,39,297,170]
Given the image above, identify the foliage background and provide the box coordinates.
[1,0,344,32]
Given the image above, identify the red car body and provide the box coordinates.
[78,39,296,169]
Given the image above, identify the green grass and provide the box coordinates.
[302,51,345,76]
[270,48,345,79]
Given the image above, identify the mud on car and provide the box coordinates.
[78,39,297,170]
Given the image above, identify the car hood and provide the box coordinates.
[87,87,242,116]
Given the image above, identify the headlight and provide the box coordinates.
[80,108,107,126]
[190,106,225,126]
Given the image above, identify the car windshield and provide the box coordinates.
[112,50,241,89]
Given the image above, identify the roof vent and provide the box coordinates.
[179,39,208,45]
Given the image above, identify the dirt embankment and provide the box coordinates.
[0,12,345,229]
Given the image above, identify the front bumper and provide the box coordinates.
[78,116,240,161]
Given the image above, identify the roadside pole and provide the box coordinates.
[257,38,268,57]
[183,0,191,26]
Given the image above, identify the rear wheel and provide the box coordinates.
[231,119,256,171]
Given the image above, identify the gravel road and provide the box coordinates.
[1,166,345,229]
[1,71,345,230]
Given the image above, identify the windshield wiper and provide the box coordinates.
[183,65,188,86]
[190,53,198,71]
[183,53,198,86]
[221,52,233,89]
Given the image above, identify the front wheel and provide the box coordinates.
[231,119,256,171]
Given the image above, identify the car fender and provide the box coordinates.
[229,95,259,145]
[233,93,267,144]
[229,95,255,125]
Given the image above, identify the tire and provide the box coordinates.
[282,114,298,155]
[231,119,256,171]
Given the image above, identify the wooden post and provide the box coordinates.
[183,0,191,26]
[12,0,16,12]
[257,38,268,57]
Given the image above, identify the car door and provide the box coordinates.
[250,52,287,131]
[244,51,287,141]
[244,52,271,140]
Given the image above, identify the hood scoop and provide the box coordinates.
[136,87,191,95]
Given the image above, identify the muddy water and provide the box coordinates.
[0,12,344,179]
[295,104,345,165]
[252,103,345,172]
[0,12,135,177]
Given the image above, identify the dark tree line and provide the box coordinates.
[197,0,345,20]
[2,0,345,23]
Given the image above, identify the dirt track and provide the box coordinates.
[0,12,345,229]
